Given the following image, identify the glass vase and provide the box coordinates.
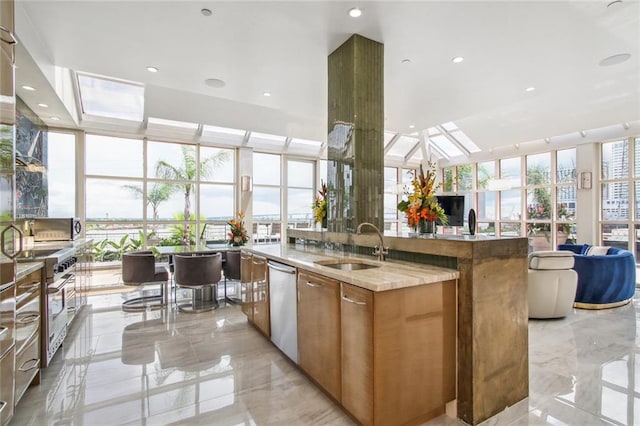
[419,220,436,237]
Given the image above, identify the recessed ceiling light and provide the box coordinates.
[623,122,630,130]
[451,56,464,64]
[22,85,36,91]
[49,116,60,121]
[401,59,411,64]
[525,87,536,92]
[580,130,587,137]
[348,7,362,18]
[146,66,159,73]
[544,138,551,144]
[408,124,415,129]
[204,78,225,88]
[38,103,48,108]
[201,8,212,16]
[263,91,272,97]
[599,53,631,66]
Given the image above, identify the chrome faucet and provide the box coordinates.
[356,222,388,261]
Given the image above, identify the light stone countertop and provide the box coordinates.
[17,261,44,280]
[246,243,459,292]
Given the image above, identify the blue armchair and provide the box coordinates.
[558,244,636,309]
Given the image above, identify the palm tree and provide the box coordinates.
[154,146,229,245]
[123,183,173,220]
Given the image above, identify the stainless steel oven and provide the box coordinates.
[16,245,77,367]
[46,273,70,365]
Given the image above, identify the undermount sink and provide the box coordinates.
[316,260,380,271]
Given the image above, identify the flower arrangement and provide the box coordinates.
[227,211,249,246]
[312,180,328,224]
[397,162,448,229]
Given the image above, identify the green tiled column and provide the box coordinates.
[327,34,384,232]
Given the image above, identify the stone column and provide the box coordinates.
[327,34,384,232]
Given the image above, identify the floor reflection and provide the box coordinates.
[11,294,352,425]
[10,291,640,425]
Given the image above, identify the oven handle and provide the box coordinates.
[1,224,23,259]
[48,274,73,293]
[16,313,40,324]
[18,358,40,372]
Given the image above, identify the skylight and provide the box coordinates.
[424,122,481,158]
[147,117,198,130]
[387,135,419,158]
[289,138,323,155]
[247,132,287,150]
[77,72,144,122]
[202,125,246,137]
[384,131,397,148]
[429,135,464,157]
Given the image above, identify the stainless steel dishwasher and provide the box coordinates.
[268,260,297,363]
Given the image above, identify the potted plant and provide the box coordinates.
[312,180,328,229]
[227,211,249,246]
[397,162,447,234]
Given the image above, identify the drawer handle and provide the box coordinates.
[305,281,325,288]
[17,313,40,324]
[20,281,40,291]
[0,400,6,414]
[342,294,367,305]
[18,358,39,372]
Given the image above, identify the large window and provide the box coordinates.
[448,148,577,248]
[86,135,235,259]
[43,131,76,217]
[600,139,634,259]
[253,153,281,243]
[384,167,399,233]
[287,160,314,229]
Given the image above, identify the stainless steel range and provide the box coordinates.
[16,247,76,366]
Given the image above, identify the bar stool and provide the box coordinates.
[173,252,222,313]
[122,251,169,312]
[223,250,242,304]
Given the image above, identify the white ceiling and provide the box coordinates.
[12,0,640,161]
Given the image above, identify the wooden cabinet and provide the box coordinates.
[240,251,253,320]
[297,270,341,401]
[340,283,373,424]
[251,255,269,337]
[240,252,270,337]
[341,280,457,426]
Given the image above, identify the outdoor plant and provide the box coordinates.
[154,146,229,245]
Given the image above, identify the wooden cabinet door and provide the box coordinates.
[341,283,373,425]
[240,252,253,320]
[251,255,270,337]
[297,270,341,401]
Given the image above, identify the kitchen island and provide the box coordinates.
[267,230,529,425]
[241,243,459,425]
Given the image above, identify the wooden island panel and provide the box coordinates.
[287,229,529,425]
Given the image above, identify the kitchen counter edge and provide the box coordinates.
[244,243,459,292]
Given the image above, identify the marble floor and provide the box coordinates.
[9,289,640,425]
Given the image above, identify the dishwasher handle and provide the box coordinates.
[267,261,296,274]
